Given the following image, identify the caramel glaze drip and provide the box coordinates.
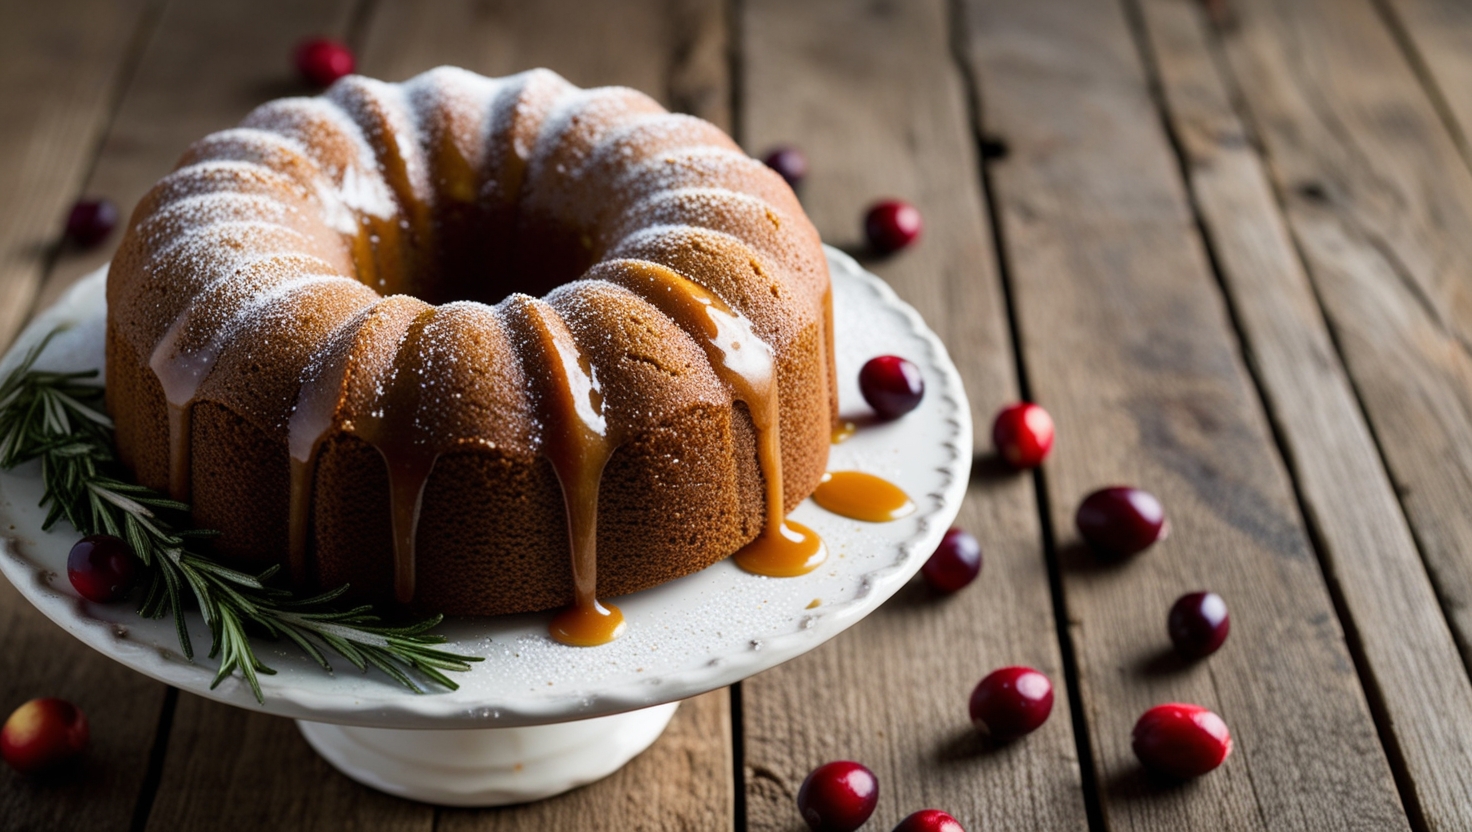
[521,299,627,647]
[150,308,225,502]
[812,471,916,523]
[831,421,857,444]
[607,261,826,579]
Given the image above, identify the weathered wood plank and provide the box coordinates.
[1134,0,1472,826]
[361,0,730,130]
[1378,0,1472,165]
[145,693,432,832]
[437,691,733,832]
[0,3,170,831]
[0,0,153,349]
[958,0,1409,829]
[739,1,1089,829]
[357,2,738,828]
[26,0,360,314]
[1221,0,1472,693]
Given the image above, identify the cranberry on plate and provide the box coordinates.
[969,666,1053,740]
[864,199,922,254]
[1132,703,1232,779]
[859,355,924,419]
[64,199,119,248]
[1075,486,1167,558]
[991,402,1054,469]
[762,145,809,187]
[921,527,982,594]
[67,534,139,603]
[797,760,878,832]
[893,809,966,832]
[294,37,355,87]
[1168,591,1230,659]
[1,698,89,774]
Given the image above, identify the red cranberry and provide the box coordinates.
[797,760,878,832]
[893,809,966,832]
[991,402,1054,469]
[1168,591,1230,659]
[762,145,809,187]
[64,199,119,248]
[859,355,924,419]
[1,698,89,774]
[1075,486,1167,558]
[864,199,922,254]
[969,666,1053,740]
[294,37,355,87]
[1132,703,1232,778]
[67,534,139,603]
[921,527,982,594]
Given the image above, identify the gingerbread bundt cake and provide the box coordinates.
[105,67,836,624]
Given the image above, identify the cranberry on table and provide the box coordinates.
[991,402,1054,469]
[294,37,355,87]
[893,809,966,832]
[797,760,879,832]
[921,527,982,594]
[1075,486,1168,558]
[969,666,1053,740]
[67,534,139,603]
[859,355,924,419]
[1132,703,1232,779]
[762,145,809,187]
[1168,591,1230,659]
[1,698,89,774]
[64,198,119,248]
[864,199,923,254]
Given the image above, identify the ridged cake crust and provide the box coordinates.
[105,67,835,616]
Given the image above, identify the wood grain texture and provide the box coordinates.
[959,0,1409,828]
[145,693,432,832]
[361,0,730,131]
[437,691,733,832]
[26,0,360,314]
[1135,0,1472,827]
[0,0,153,350]
[1214,0,1472,702]
[1378,0,1472,164]
[739,1,1089,829]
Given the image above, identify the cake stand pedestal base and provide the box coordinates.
[296,702,680,806]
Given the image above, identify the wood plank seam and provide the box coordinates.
[944,1,1108,829]
[127,687,179,832]
[1368,0,1472,187]
[1118,3,1434,825]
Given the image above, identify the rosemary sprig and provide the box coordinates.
[0,328,482,703]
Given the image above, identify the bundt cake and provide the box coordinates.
[104,66,836,630]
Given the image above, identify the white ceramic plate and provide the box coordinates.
[0,247,971,729]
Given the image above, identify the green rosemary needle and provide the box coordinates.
[0,328,482,703]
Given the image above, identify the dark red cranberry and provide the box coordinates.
[1168,591,1230,659]
[797,760,878,832]
[1132,703,1232,778]
[991,402,1054,469]
[294,37,355,87]
[921,527,982,594]
[64,199,119,248]
[762,145,809,187]
[893,809,966,832]
[1,698,89,774]
[859,355,924,419]
[67,534,139,603]
[969,666,1053,740]
[1075,486,1167,558]
[864,199,922,254]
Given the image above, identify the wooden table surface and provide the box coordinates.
[5,0,1472,829]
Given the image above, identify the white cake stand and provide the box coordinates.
[0,247,971,806]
